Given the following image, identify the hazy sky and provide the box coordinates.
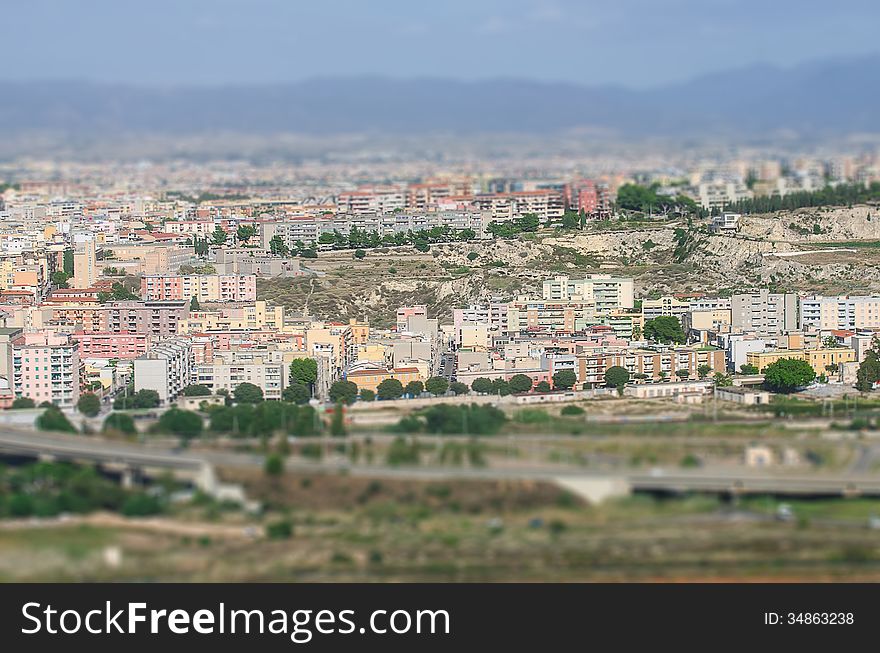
[4,0,878,87]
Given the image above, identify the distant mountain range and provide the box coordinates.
[1,55,878,139]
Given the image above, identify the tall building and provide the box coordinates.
[72,238,96,289]
[12,331,81,407]
[730,291,798,334]
[133,338,192,403]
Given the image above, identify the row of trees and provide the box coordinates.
[729,182,880,215]
[615,183,702,216]
[316,225,477,253]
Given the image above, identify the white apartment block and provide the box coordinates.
[194,348,285,400]
[542,275,634,311]
[697,182,752,211]
[730,291,798,334]
[799,296,880,331]
[133,338,192,403]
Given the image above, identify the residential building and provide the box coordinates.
[12,331,81,407]
[133,338,192,403]
[730,291,798,334]
[141,274,257,303]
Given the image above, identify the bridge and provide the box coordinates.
[0,428,242,501]
[2,428,880,504]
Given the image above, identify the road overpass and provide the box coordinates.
[3,429,880,503]
[0,428,240,500]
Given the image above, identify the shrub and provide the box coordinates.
[266,519,294,540]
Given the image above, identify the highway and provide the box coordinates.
[2,428,880,501]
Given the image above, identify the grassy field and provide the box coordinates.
[4,471,880,582]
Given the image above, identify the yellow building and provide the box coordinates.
[345,367,423,394]
[348,319,370,345]
[746,347,856,375]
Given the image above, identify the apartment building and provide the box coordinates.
[72,238,97,289]
[75,331,150,359]
[133,338,192,403]
[337,187,406,214]
[576,346,726,387]
[507,300,597,334]
[472,190,565,221]
[799,296,880,331]
[194,348,285,400]
[106,244,192,276]
[103,300,189,337]
[542,275,634,310]
[11,332,81,408]
[697,181,752,211]
[141,274,257,303]
[642,296,691,320]
[178,301,285,334]
[730,291,799,334]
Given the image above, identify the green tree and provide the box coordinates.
[264,453,284,477]
[763,358,816,393]
[233,382,264,404]
[739,363,760,375]
[697,363,712,379]
[236,224,256,244]
[508,374,534,394]
[491,378,511,396]
[424,376,449,396]
[152,408,204,439]
[643,316,686,344]
[404,380,424,397]
[552,369,578,390]
[604,366,630,389]
[182,384,212,397]
[470,377,494,394]
[190,296,200,311]
[35,407,77,433]
[713,372,733,387]
[63,249,74,275]
[449,381,469,395]
[359,389,376,402]
[856,349,880,392]
[11,397,35,409]
[377,378,404,400]
[211,226,228,245]
[133,389,160,408]
[51,271,70,288]
[354,249,366,259]
[328,380,359,405]
[675,369,690,380]
[103,412,137,435]
[535,380,552,393]
[76,392,101,417]
[282,383,311,404]
[290,358,318,390]
[269,234,289,256]
[330,403,346,436]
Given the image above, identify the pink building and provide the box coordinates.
[12,332,81,408]
[74,331,150,359]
